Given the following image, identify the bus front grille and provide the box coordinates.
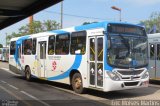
[117,69,144,76]
[121,76,140,80]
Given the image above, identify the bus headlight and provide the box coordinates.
[107,71,120,81]
[141,71,149,79]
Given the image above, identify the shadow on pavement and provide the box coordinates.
[15,76,159,100]
[150,79,160,85]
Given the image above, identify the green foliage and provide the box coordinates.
[140,11,160,33]
[83,22,91,25]
[82,21,98,25]
[0,44,3,48]
[43,20,61,31]
[6,20,61,45]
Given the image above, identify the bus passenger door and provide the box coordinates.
[88,36,104,88]
[37,41,47,78]
[149,43,160,79]
[156,44,160,79]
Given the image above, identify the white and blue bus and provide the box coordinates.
[0,47,9,62]
[9,21,149,93]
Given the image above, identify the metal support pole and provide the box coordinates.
[29,16,33,34]
[120,10,121,22]
[5,33,7,47]
[61,1,63,29]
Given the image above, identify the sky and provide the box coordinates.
[0,0,160,46]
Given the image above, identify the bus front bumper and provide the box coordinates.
[104,78,149,92]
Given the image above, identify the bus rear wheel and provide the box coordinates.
[25,66,31,81]
[72,73,85,94]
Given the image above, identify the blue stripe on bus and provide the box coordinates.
[104,33,113,71]
[75,21,108,31]
[14,36,30,65]
[47,55,82,80]
[16,35,30,45]
[74,21,144,32]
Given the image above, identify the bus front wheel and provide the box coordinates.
[72,73,85,94]
[25,66,31,81]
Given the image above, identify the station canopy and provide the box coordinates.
[0,0,62,30]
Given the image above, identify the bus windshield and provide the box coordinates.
[107,34,148,68]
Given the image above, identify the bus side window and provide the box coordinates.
[48,35,55,55]
[10,41,16,55]
[71,31,86,55]
[55,34,70,55]
[24,39,32,55]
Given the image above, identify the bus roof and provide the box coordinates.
[10,37,20,41]
[10,21,143,41]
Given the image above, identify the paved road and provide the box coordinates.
[0,68,106,106]
[0,62,160,106]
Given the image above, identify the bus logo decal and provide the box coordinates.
[52,61,57,71]
[48,55,82,80]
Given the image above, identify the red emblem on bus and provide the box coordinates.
[22,56,24,63]
[52,61,57,71]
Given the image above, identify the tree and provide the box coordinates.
[83,22,91,25]
[0,44,3,48]
[140,12,160,33]
[6,20,60,43]
[31,21,43,33]
[19,25,30,35]
[19,21,43,35]
[6,35,12,46]
[82,21,98,25]
[43,20,61,31]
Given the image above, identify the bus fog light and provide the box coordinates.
[141,71,149,79]
[107,71,120,81]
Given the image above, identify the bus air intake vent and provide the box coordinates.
[124,81,139,86]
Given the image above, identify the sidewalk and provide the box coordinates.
[0,61,9,69]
